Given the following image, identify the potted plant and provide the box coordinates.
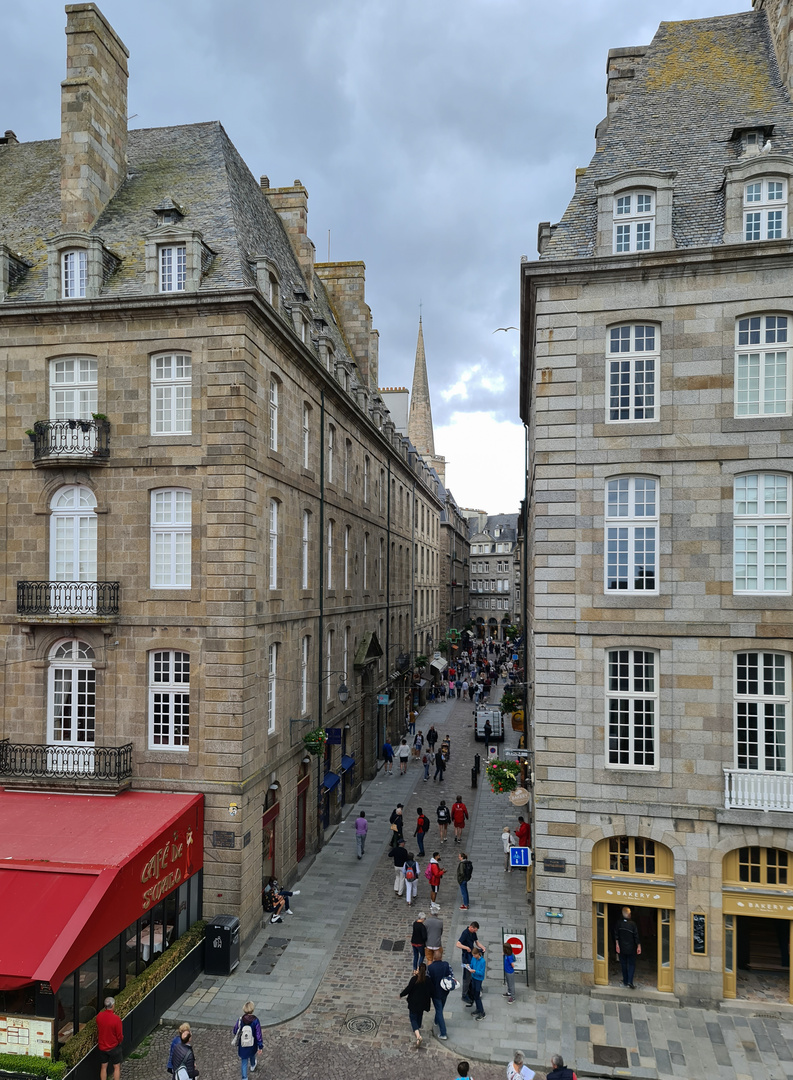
[91,412,108,421]
[25,428,36,442]
[303,727,327,756]
[485,758,521,794]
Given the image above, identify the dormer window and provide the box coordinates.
[744,178,787,241]
[62,249,87,298]
[153,200,185,228]
[159,244,187,292]
[614,190,655,252]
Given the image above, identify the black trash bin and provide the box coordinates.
[204,914,240,975]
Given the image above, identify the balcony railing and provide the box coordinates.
[724,768,793,812]
[17,581,120,617]
[0,740,133,782]
[29,418,110,463]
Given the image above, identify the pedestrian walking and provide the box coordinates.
[456,1062,474,1080]
[433,749,446,782]
[427,946,457,1040]
[503,944,516,1003]
[436,800,450,842]
[382,738,394,775]
[441,734,451,760]
[502,824,517,872]
[232,1002,263,1079]
[426,725,438,750]
[546,1053,577,1080]
[507,1051,535,1080]
[423,751,432,781]
[449,678,456,698]
[399,963,432,1047]
[354,810,368,859]
[426,852,445,911]
[614,906,641,988]
[462,679,469,699]
[403,851,420,906]
[413,730,424,761]
[388,838,409,895]
[455,678,463,698]
[456,921,485,1003]
[408,709,417,735]
[457,851,473,909]
[463,947,487,1018]
[167,1024,192,1074]
[389,803,404,847]
[424,910,444,964]
[414,807,430,856]
[516,816,531,847]
[397,739,411,774]
[451,795,468,843]
[170,1027,197,1080]
[411,912,428,973]
[96,998,123,1080]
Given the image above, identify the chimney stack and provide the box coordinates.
[265,180,315,299]
[754,1,793,94]
[315,261,375,390]
[61,3,129,230]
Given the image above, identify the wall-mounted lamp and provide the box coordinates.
[343,723,350,731]
[545,909,564,920]
[269,783,279,791]
[338,680,349,704]
[302,755,312,765]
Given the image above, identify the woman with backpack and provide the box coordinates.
[436,800,450,842]
[171,1027,198,1080]
[403,851,420,906]
[231,1002,262,1078]
[399,963,433,1047]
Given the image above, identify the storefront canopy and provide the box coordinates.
[0,790,203,994]
[430,657,448,673]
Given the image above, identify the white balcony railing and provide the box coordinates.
[724,768,793,812]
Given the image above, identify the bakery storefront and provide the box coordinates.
[0,790,204,1061]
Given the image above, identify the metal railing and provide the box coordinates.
[724,767,793,812]
[17,581,120,616]
[30,417,110,461]
[0,739,133,781]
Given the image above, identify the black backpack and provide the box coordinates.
[420,814,431,832]
[438,806,450,823]
[462,859,473,882]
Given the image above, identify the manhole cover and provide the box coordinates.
[345,1015,378,1035]
[592,1045,628,1068]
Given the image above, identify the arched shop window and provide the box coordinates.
[723,846,792,887]
[592,835,673,878]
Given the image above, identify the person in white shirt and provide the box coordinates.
[501,825,517,872]
[506,1049,536,1080]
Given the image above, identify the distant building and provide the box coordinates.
[467,514,520,639]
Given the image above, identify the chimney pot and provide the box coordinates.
[3,130,18,144]
[260,175,270,190]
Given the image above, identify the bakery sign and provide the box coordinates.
[591,881,676,907]
[723,892,793,917]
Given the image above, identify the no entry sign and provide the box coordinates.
[503,930,527,971]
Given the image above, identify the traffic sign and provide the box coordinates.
[510,846,531,867]
[503,931,527,972]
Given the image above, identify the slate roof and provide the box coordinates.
[544,9,793,260]
[0,120,353,366]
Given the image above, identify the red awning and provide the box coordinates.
[0,790,203,993]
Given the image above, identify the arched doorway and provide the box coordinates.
[723,846,793,1004]
[261,786,280,894]
[592,835,675,993]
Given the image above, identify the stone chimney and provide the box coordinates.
[61,4,129,231]
[754,1,793,94]
[315,261,376,390]
[265,180,316,299]
[604,45,647,123]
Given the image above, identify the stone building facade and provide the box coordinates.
[438,482,470,637]
[0,3,441,951]
[468,514,520,640]
[521,3,793,1006]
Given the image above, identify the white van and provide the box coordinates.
[474,704,504,742]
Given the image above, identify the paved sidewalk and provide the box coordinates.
[163,689,793,1080]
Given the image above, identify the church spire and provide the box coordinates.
[407,315,435,456]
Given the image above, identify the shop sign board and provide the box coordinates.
[0,1015,54,1059]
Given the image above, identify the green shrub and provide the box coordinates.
[59,922,205,1069]
[0,1053,67,1079]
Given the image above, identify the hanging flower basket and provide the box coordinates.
[485,758,521,794]
[303,727,327,756]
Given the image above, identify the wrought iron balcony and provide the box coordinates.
[0,739,133,783]
[17,580,120,617]
[28,417,110,464]
[724,767,793,812]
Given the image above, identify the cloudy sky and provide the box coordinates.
[3,0,748,513]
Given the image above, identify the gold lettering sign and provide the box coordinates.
[722,891,793,917]
[140,834,188,911]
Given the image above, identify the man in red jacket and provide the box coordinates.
[96,997,124,1080]
[516,816,531,847]
[451,796,468,844]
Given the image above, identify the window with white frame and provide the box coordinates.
[149,650,190,750]
[613,190,655,253]
[151,489,192,588]
[159,244,186,292]
[269,498,279,589]
[267,643,277,733]
[363,533,368,589]
[605,476,658,593]
[61,249,87,299]
[364,456,370,502]
[301,635,310,714]
[269,378,279,451]
[326,629,334,700]
[735,315,790,417]
[151,354,192,435]
[302,510,310,590]
[345,439,352,492]
[606,649,658,769]
[327,520,334,589]
[734,473,791,593]
[302,404,310,468]
[343,626,349,685]
[607,324,658,422]
[744,178,787,241]
[328,424,335,483]
[735,651,791,772]
[344,525,350,589]
[380,469,385,513]
[379,537,384,590]
[48,640,95,746]
[50,357,98,420]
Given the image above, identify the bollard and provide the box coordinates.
[474,753,481,775]
[471,764,477,789]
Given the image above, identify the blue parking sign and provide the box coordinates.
[510,847,531,867]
